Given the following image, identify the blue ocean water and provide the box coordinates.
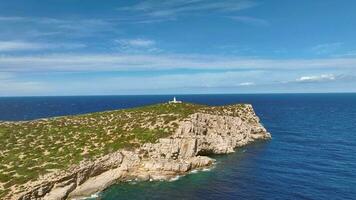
[1,94,355,200]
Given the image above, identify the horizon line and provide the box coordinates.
[1,91,356,98]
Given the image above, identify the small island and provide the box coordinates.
[0,101,271,200]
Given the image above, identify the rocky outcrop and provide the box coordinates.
[15,105,271,200]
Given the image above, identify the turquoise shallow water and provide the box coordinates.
[1,94,355,199]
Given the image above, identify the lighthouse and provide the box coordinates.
[169,97,182,104]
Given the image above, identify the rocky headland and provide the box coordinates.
[0,103,271,200]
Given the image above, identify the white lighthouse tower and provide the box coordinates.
[169,97,182,104]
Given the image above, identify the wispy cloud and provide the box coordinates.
[310,42,343,55]
[117,39,155,47]
[238,82,255,86]
[230,16,269,26]
[0,41,86,52]
[0,80,47,96]
[0,16,111,28]
[109,71,259,90]
[0,72,14,80]
[332,51,356,58]
[2,70,355,96]
[1,53,356,72]
[118,0,257,22]
[115,38,161,53]
[38,71,263,95]
[0,72,48,96]
[0,41,45,51]
[0,16,117,39]
[0,16,26,22]
[296,74,336,83]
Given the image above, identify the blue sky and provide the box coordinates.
[0,0,356,96]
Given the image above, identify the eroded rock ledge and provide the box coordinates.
[16,105,271,200]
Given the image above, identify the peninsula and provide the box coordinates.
[0,102,271,200]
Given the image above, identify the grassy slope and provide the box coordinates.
[0,103,251,197]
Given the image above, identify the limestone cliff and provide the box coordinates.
[15,104,271,200]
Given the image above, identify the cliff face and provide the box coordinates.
[16,105,270,200]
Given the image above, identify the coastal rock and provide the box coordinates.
[43,182,75,200]
[15,105,270,200]
[68,168,125,199]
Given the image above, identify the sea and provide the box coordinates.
[0,93,355,200]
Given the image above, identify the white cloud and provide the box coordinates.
[296,74,336,83]
[238,82,255,86]
[230,16,269,26]
[0,41,86,52]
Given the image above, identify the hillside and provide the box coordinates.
[0,103,269,199]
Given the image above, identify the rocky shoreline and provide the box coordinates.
[14,105,271,200]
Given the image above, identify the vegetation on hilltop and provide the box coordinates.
[0,102,252,197]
